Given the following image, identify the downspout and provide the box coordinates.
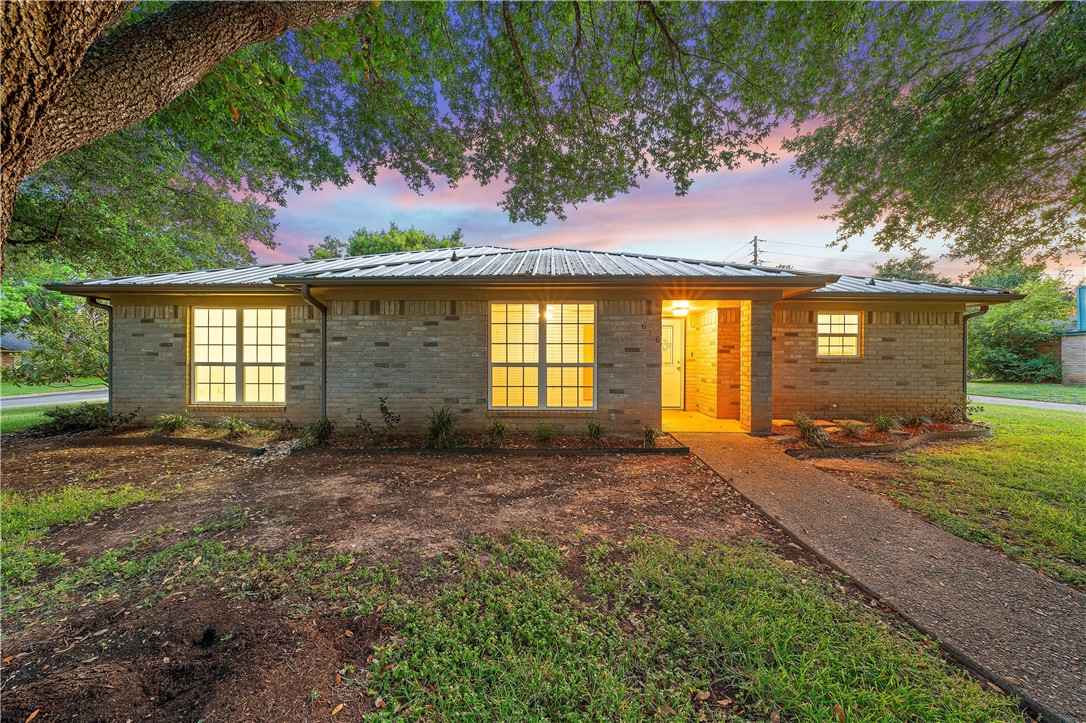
[86,297,113,416]
[962,305,990,415]
[299,284,328,418]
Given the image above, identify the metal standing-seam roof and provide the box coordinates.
[45,245,1021,302]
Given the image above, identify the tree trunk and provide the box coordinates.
[0,0,365,272]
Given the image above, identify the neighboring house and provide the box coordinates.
[1062,287,1086,384]
[47,246,1021,435]
[0,332,32,369]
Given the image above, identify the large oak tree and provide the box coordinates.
[2,1,1083,274]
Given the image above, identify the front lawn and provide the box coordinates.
[0,376,106,397]
[0,403,54,434]
[0,437,1024,722]
[968,380,1085,405]
[875,405,1085,587]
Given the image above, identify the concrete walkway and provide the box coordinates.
[0,388,108,409]
[969,394,1085,414]
[675,432,1086,723]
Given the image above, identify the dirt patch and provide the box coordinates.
[0,435,835,722]
[1,593,384,722]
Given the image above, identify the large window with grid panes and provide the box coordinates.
[489,303,596,409]
[816,312,862,357]
[191,308,286,404]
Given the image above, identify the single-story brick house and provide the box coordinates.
[49,246,1021,435]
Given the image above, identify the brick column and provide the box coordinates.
[740,300,774,435]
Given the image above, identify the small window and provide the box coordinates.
[817,313,861,357]
[192,307,286,404]
[489,303,595,409]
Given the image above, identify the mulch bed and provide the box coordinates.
[771,420,989,457]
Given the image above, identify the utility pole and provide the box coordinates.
[751,235,761,266]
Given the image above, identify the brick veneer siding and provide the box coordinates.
[321,298,661,434]
[1062,334,1086,384]
[111,302,321,423]
[685,310,718,416]
[740,300,774,434]
[772,305,965,419]
[683,308,741,420]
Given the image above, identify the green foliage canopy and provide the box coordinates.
[871,251,950,283]
[968,276,1075,383]
[302,223,463,259]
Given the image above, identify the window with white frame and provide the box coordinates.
[490,303,595,409]
[192,308,286,404]
[816,312,861,357]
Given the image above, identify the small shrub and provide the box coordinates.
[869,414,900,433]
[214,415,251,440]
[357,397,400,442]
[41,403,140,434]
[835,420,866,439]
[484,418,515,448]
[585,421,606,446]
[928,395,983,423]
[426,407,462,448]
[152,412,197,434]
[643,426,660,448]
[900,414,932,427]
[790,413,831,448]
[532,422,558,443]
[298,417,336,448]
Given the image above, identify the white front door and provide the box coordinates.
[661,317,685,409]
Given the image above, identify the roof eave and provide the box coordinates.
[789,291,1024,303]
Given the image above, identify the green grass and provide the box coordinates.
[887,404,1086,587]
[368,534,1020,722]
[1,403,55,434]
[968,380,1085,405]
[0,377,106,397]
[4,528,1021,721]
[1,484,161,586]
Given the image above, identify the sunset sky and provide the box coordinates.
[257,147,1079,284]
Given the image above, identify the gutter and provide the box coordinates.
[298,284,328,418]
[85,297,113,416]
[962,305,990,412]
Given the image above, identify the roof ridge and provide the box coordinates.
[532,246,816,277]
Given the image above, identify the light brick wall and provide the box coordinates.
[740,300,774,434]
[112,302,320,424]
[685,310,718,416]
[112,304,188,418]
[772,306,964,419]
[323,298,661,434]
[1062,334,1086,384]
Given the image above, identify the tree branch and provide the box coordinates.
[27,1,367,176]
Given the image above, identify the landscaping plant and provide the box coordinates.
[869,414,900,433]
[532,422,558,443]
[297,417,336,448]
[41,402,139,434]
[585,420,606,447]
[213,415,251,440]
[483,418,515,448]
[835,420,866,439]
[790,413,832,448]
[643,426,660,448]
[357,396,400,443]
[426,407,462,448]
[151,412,198,434]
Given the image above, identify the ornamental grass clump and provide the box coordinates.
[869,414,900,433]
[585,420,606,447]
[790,413,831,448]
[834,419,866,439]
[426,407,462,448]
[483,418,515,448]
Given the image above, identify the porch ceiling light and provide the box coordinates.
[672,300,690,317]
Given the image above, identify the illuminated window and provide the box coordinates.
[816,313,861,357]
[192,308,286,404]
[489,303,595,409]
